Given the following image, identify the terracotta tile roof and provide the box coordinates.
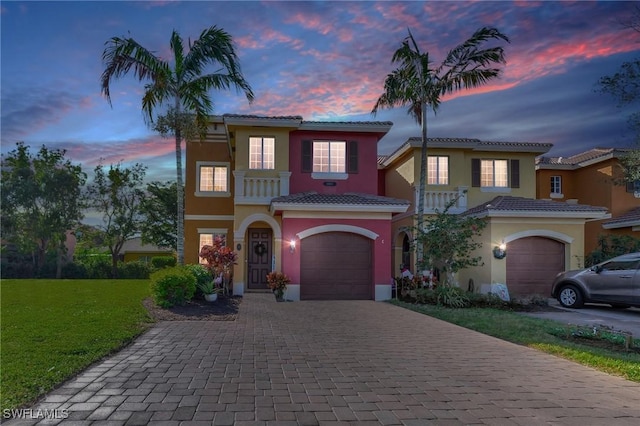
[463,196,608,217]
[403,137,553,151]
[223,113,303,121]
[602,207,640,229]
[302,120,393,126]
[271,191,410,206]
[382,137,552,166]
[536,147,632,166]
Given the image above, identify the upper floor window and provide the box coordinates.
[302,140,357,178]
[428,156,449,185]
[249,137,275,170]
[471,158,519,190]
[550,175,562,196]
[197,162,229,196]
[313,141,346,173]
[481,159,508,187]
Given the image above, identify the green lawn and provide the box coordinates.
[391,300,640,382]
[1,279,153,411]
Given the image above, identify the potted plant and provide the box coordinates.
[266,271,291,301]
[197,279,220,302]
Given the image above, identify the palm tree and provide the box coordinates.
[101,26,254,265]
[372,27,509,268]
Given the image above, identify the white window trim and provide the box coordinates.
[312,140,346,174]
[249,136,275,170]
[311,172,349,180]
[195,161,231,197]
[480,159,509,189]
[428,155,449,186]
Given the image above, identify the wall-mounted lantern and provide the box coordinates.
[493,242,507,259]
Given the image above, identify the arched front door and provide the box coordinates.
[247,228,272,290]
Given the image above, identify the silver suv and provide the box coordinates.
[551,252,640,308]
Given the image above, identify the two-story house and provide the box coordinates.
[184,114,408,301]
[536,148,640,257]
[380,138,609,297]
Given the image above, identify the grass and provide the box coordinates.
[390,300,640,382]
[1,279,153,411]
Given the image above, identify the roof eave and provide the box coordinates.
[270,202,409,214]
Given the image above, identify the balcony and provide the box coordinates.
[416,186,468,214]
[233,171,291,205]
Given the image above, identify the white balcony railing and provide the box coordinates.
[233,171,291,205]
[415,186,468,214]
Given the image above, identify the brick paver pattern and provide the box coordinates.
[7,293,640,425]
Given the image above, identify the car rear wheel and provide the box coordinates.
[558,285,584,308]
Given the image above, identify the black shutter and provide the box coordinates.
[471,159,480,187]
[348,141,358,173]
[302,140,312,173]
[510,159,520,188]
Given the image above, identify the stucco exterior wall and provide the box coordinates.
[281,216,393,289]
[289,131,381,194]
[457,218,587,292]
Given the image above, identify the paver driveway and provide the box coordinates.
[6,293,640,425]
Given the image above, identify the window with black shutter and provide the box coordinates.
[301,140,312,173]
[510,159,520,188]
[471,159,480,187]
[348,141,358,173]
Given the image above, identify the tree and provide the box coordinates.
[1,142,86,277]
[372,27,509,264]
[140,181,180,251]
[413,196,487,286]
[597,5,640,183]
[85,162,147,277]
[101,26,254,265]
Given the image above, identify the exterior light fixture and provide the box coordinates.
[493,242,507,259]
[289,240,296,253]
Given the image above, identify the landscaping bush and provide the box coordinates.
[150,266,196,308]
[119,261,152,279]
[435,285,470,308]
[61,262,89,279]
[151,256,177,270]
[184,264,212,297]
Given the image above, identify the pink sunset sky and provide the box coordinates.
[1,1,638,182]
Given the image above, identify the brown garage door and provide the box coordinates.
[506,237,565,296]
[300,232,372,300]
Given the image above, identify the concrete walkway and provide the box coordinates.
[6,293,640,425]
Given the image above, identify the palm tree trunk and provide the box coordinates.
[416,102,428,271]
[175,128,184,265]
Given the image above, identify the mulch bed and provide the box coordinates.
[142,295,241,321]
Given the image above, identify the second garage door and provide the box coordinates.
[506,236,565,296]
[300,232,372,300]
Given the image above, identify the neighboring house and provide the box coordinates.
[536,148,640,257]
[120,237,174,263]
[184,115,409,301]
[379,138,609,297]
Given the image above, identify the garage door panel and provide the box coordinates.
[506,237,564,296]
[300,232,372,300]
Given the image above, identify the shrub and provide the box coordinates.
[435,285,470,308]
[184,264,213,297]
[151,256,177,270]
[150,266,196,308]
[61,262,88,279]
[81,255,113,279]
[119,261,152,279]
